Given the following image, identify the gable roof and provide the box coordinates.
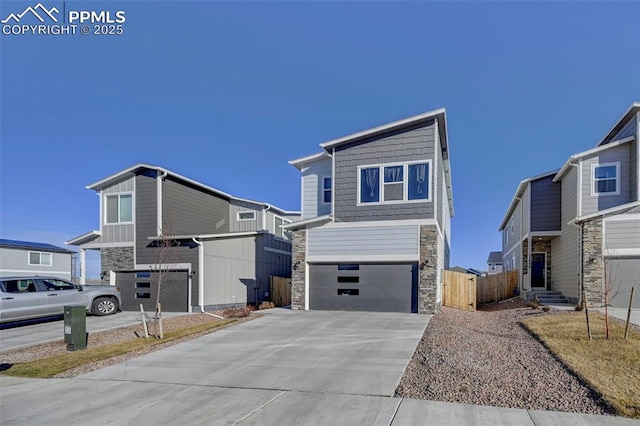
[598,102,639,147]
[0,239,74,254]
[86,164,299,215]
[553,136,634,182]
[487,251,502,263]
[498,170,559,231]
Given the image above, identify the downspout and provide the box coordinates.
[569,163,582,304]
[515,196,523,292]
[262,204,271,231]
[192,237,225,319]
[157,170,168,235]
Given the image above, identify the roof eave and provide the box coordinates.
[319,108,446,151]
[598,102,640,146]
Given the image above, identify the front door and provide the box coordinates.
[531,253,546,289]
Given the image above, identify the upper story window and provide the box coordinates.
[105,193,133,224]
[358,161,430,205]
[592,163,619,195]
[237,211,256,221]
[274,215,292,240]
[29,251,52,266]
[322,177,332,204]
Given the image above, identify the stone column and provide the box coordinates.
[419,225,440,314]
[291,229,306,310]
[582,218,603,307]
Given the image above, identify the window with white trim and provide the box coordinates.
[274,215,292,240]
[358,161,430,204]
[237,211,256,221]
[592,163,619,195]
[29,251,52,266]
[322,177,332,204]
[105,193,133,224]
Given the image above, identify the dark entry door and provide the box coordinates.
[531,253,546,289]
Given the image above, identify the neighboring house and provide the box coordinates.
[449,266,484,276]
[486,251,503,275]
[500,103,640,308]
[66,164,299,313]
[285,108,454,314]
[0,239,75,281]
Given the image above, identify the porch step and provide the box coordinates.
[530,291,570,305]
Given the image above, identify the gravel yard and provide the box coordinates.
[395,300,616,415]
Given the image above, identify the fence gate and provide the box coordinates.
[270,276,292,307]
[442,270,477,311]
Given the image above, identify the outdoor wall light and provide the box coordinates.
[100,271,106,280]
[420,260,428,270]
[588,257,597,264]
[189,271,196,278]
[292,261,301,271]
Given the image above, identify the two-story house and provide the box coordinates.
[0,239,75,281]
[486,251,503,275]
[500,103,640,308]
[66,164,299,313]
[285,109,454,314]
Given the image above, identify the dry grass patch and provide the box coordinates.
[2,318,236,379]
[522,311,640,418]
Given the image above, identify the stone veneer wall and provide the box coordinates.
[101,247,134,285]
[291,229,306,310]
[581,218,603,307]
[419,225,440,314]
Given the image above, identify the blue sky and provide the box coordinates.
[1,1,639,278]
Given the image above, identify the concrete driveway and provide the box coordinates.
[2,309,637,425]
[79,309,430,396]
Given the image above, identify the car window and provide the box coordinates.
[42,279,76,291]
[2,279,37,293]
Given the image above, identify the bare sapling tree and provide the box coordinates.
[151,221,178,339]
[602,254,622,340]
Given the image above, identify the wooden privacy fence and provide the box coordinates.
[442,270,519,311]
[442,270,477,311]
[270,276,292,307]
[477,270,519,304]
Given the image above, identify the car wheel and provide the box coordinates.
[92,297,118,316]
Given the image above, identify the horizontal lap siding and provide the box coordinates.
[334,123,435,222]
[307,225,418,259]
[163,177,230,236]
[302,159,332,220]
[604,219,640,250]
[581,144,631,216]
[551,167,578,297]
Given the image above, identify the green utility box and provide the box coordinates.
[64,305,87,351]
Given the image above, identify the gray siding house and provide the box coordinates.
[500,103,640,308]
[486,251,503,275]
[286,109,454,314]
[66,164,299,312]
[0,239,75,281]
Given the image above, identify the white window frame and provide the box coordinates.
[356,160,432,206]
[274,215,292,241]
[28,251,52,266]
[237,211,256,221]
[591,162,620,196]
[104,192,134,225]
[321,176,332,205]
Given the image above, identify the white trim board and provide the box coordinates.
[307,254,420,263]
[322,219,438,228]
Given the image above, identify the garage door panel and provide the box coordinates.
[118,271,189,312]
[309,263,417,313]
[608,258,640,308]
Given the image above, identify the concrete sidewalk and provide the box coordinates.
[1,310,637,425]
